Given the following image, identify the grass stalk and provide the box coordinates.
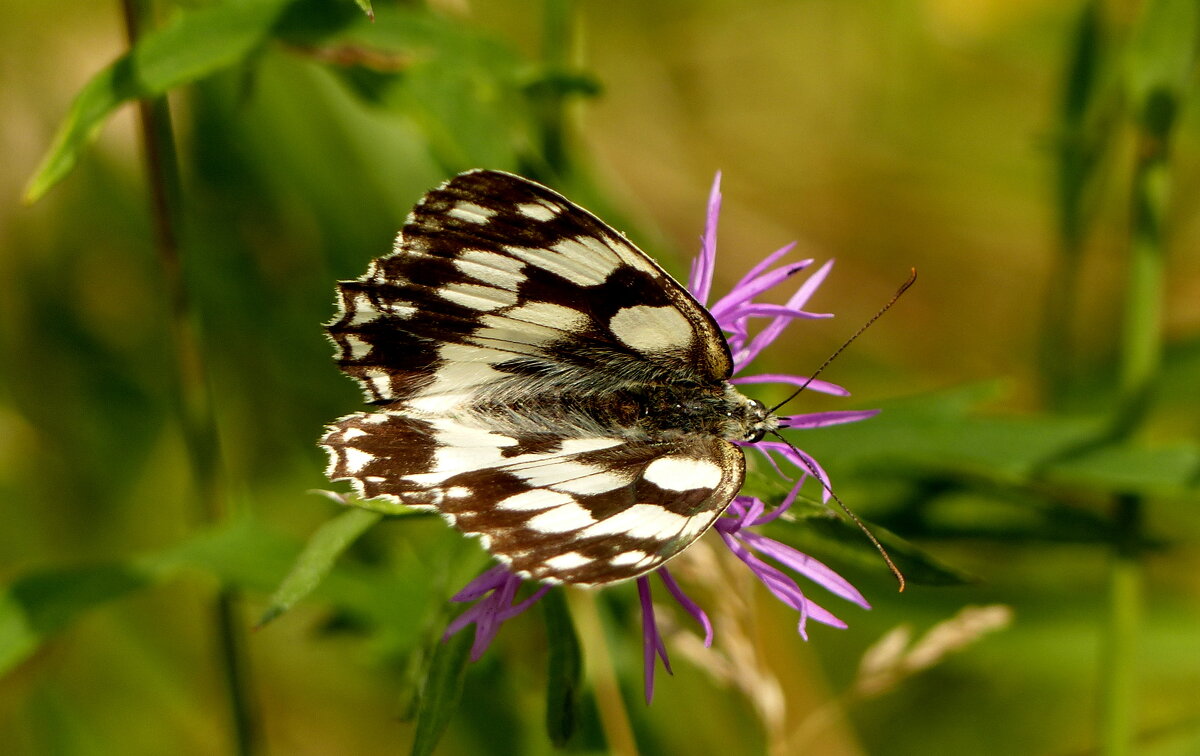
[119,1,258,753]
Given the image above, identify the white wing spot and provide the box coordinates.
[610,550,649,567]
[405,419,518,484]
[501,301,590,333]
[361,367,393,399]
[381,300,417,319]
[340,427,368,441]
[437,282,519,311]
[544,552,593,571]
[340,334,372,360]
[642,456,724,491]
[412,343,507,400]
[504,236,621,286]
[496,489,576,512]
[342,448,375,474]
[455,249,526,289]
[581,504,689,541]
[558,437,624,454]
[608,305,693,354]
[348,293,380,326]
[526,501,597,533]
[600,233,659,275]
[512,460,627,493]
[446,486,472,499]
[447,201,496,224]
[516,201,560,221]
[551,471,634,496]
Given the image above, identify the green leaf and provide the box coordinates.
[0,562,158,675]
[1044,441,1200,496]
[542,589,582,746]
[353,0,374,21]
[282,6,534,172]
[0,514,438,678]
[338,494,428,517]
[798,385,1103,484]
[411,630,473,756]
[23,0,293,203]
[257,507,382,627]
[1127,0,1199,132]
[0,518,305,678]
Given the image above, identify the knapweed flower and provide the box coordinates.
[447,173,876,703]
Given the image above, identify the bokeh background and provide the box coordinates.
[2,1,1198,754]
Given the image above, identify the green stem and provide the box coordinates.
[119,1,258,753]
[1100,69,1176,756]
[1041,0,1102,409]
[569,591,638,756]
[1113,119,1170,436]
[1101,495,1142,756]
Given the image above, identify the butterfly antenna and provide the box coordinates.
[769,430,905,591]
[768,268,917,415]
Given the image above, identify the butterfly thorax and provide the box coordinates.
[454,382,775,443]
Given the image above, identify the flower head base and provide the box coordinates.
[447,173,875,703]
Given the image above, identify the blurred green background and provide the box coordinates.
[2,1,1198,754]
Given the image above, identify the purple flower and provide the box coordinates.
[447,173,874,703]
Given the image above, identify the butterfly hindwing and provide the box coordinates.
[322,411,745,585]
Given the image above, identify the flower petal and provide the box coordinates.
[779,409,881,429]
[728,303,832,320]
[730,373,849,397]
[638,576,672,703]
[719,531,812,637]
[733,260,834,368]
[658,568,714,647]
[450,564,511,602]
[750,442,831,502]
[688,172,722,305]
[445,568,550,662]
[711,260,811,321]
[728,242,804,300]
[739,530,871,608]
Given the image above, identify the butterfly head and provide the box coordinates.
[723,386,777,443]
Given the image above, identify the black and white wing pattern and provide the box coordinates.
[321,170,764,586]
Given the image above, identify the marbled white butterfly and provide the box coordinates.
[321,170,781,586]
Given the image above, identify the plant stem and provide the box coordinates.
[1113,113,1170,436]
[1041,0,1103,409]
[119,1,258,753]
[1100,37,1179,755]
[569,591,638,756]
[1101,494,1141,756]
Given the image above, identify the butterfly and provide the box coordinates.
[320,170,780,586]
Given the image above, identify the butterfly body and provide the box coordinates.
[322,170,777,585]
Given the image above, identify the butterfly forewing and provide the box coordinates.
[323,170,751,585]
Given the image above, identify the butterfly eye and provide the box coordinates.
[742,399,769,442]
[748,399,766,422]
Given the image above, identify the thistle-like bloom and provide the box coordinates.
[448,174,874,702]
